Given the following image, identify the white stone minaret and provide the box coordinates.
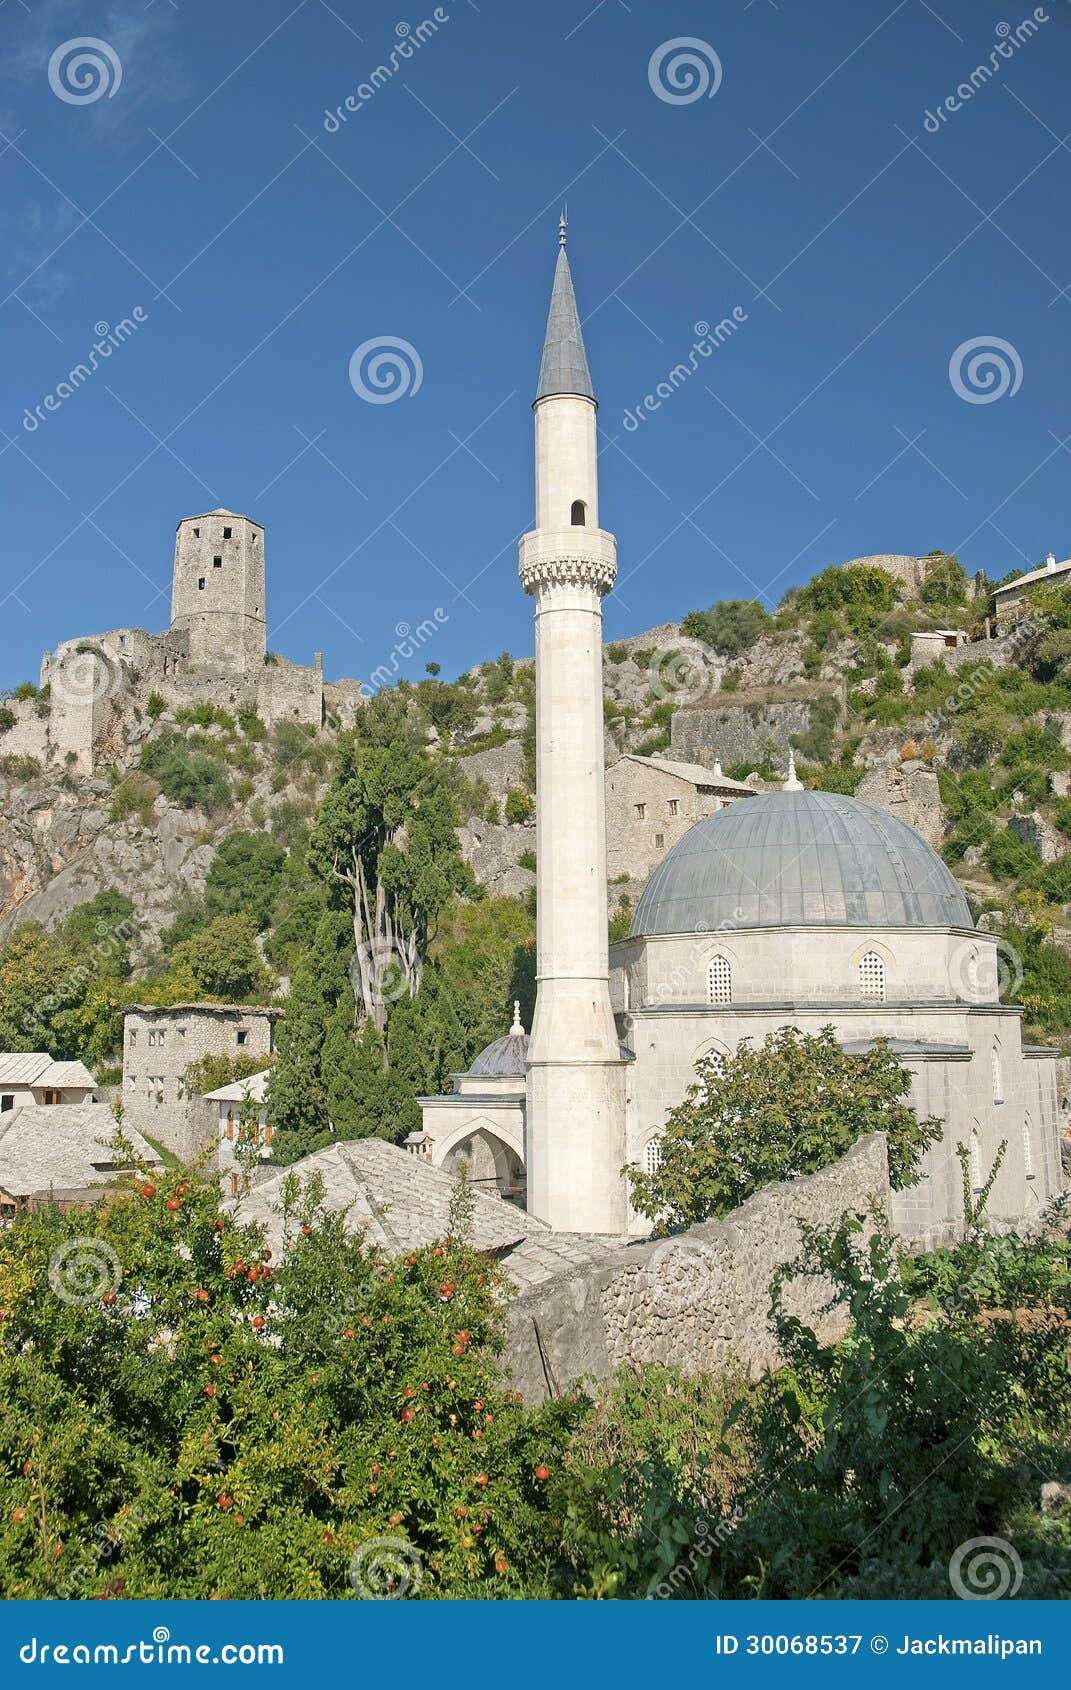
[520,216,627,1235]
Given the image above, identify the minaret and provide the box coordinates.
[520,216,627,1235]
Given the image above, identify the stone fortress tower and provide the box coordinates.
[32,510,358,775]
[520,216,627,1235]
[170,510,267,673]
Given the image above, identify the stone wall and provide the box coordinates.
[670,690,837,770]
[502,1133,890,1403]
[855,763,946,849]
[122,1004,279,1159]
[0,698,49,764]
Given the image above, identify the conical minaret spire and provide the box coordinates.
[519,222,626,1236]
[535,222,595,404]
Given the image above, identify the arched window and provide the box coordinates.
[859,952,886,1002]
[570,499,586,526]
[643,1136,663,1175]
[991,1044,1003,1104]
[1022,1115,1034,1179]
[707,956,732,1004]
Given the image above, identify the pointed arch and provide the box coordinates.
[642,1135,663,1175]
[859,951,886,1002]
[991,1041,1004,1104]
[707,955,732,1005]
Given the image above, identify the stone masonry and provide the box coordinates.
[122,1002,280,1160]
[501,1133,891,1403]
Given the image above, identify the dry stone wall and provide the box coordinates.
[502,1134,890,1403]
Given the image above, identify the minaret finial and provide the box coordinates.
[783,749,803,791]
[511,999,523,1035]
[558,205,568,249]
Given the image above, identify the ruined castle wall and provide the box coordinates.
[0,699,49,764]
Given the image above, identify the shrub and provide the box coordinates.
[109,771,158,828]
[271,719,325,773]
[606,643,628,664]
[0,706,15,733]
[146,692,166,720]
[984,827,1042,883]
[518,849,536,872]
[681,599,771,657]
[504,788,534,824]
[139,734,230,814]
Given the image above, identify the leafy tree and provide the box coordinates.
[205,831,287,930]
[627,1026,941,1233]
[308,696,474,1030]
[919,551,968,605]
[0,893,135,1065]
[266,911,352,1159]
[169,913,273,1001]
[434,898,535,1063]
[984,827,1042,883]
[183,1051,272,1097]
[0,1157,579,1597]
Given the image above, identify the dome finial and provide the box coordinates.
[511,999,524,1034]
[783,749,803,791]
[558,205,568,248]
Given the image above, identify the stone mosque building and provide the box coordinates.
[420,221,1065,1247]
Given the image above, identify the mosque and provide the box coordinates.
[418,222,1065,1246]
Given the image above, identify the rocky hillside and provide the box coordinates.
[5,546,1071,1056]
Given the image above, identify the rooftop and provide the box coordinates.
[225,1137,550,1256]
[535,234,595,405]
[994,555,1071,596]
[0,1104,160,1199]
[625,753,755,793]
[125,1003,281,1019]
[0,1053,96,1089]
[203,1069,271,1103]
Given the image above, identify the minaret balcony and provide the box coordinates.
[518,527,617,597]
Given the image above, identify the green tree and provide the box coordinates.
[308,695,474,1030]
[627,1026,941,1233]
[205,831,287,930]
[169,913,273,1001]
[266,910,351,1158]
[681,598,771,656]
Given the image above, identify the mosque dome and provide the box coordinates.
[631,789,973,937]
[467,1004,528,1078]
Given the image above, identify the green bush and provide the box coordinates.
[681,599,771,657]
[146,692,166,720]
[984,827,1042,882]
[504,788,533,824]
[139,733,230,814]
[0,706,15,733]
[606,643,628,664]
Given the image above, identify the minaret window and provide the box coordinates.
[570,500,586,526]
[859,952,886,1002]
[707,956,732,1004]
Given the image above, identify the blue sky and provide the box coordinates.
[1,0,1069,691]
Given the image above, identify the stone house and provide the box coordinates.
[0,1054,98,1115]
[993,553,1071,625]
[122,1003,280,1159]
[605,754,754,883]
[205,1068,273,1196]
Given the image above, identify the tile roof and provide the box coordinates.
[0,1054,96,1089]
[225,1138,548,1256]
[0,1104,161,1199]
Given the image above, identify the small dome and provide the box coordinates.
[467,1004,528,1077]
[631,789,972,936]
